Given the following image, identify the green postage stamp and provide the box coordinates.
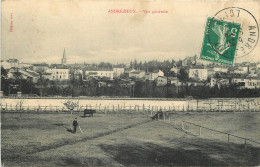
[200,17,241,65]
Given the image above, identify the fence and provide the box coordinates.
[153,115,260,149]
[181,120,260,149]
[0,104,183,114]
[2,97,260,112]
[1,102,260,113]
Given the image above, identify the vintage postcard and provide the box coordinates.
[1,0,260,166]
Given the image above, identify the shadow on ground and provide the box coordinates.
[99,139,260,166]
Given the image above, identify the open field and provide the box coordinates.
[1,112,260,166]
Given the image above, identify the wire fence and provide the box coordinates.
[181,120,260,148]
[157,114,260,149]
[137,110,260,149]
[0,104,183,114]
[2,97,260,112]
[1,101,259,114]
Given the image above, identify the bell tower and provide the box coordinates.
[61,48,66,66]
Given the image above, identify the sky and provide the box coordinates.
[1,0,260,64]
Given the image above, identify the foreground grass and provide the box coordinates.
[1,112,260,166]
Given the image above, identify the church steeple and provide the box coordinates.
[61,48,66,66]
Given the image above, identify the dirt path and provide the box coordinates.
[4,118,153,161]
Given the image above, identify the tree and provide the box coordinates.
[63,100,79,114]
[1,66,10,95]
[1,66,8,79]
[16,100,24,111]
[178,68,188,82]
[36,74,49,96]
[11,68,23,92]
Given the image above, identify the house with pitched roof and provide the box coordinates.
[7,68,40,83]
[231,76,260,89]
[188,66,208,80]
[129,70,146,79]
[85,69,114,79]
[210,77,230,88]
[155,76,182,86]
[46,67,70,80]
[146,70,164,80]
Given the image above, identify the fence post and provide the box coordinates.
[244,139,247,149]
[199,126,201,136]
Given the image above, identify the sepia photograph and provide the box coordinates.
[1,0,260,166]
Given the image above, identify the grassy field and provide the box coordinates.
[1,112,260,166]
[169,112,260,146]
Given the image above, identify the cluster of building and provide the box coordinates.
[2,51,260,90]
[181,56,260,89]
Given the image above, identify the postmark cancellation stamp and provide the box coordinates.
[200,7,259,65]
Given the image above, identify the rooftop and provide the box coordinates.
[190,65,205,69]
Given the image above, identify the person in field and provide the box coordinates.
[72,118,78,133]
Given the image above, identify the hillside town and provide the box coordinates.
[1,49,260,98]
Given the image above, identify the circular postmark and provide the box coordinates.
[208,7,259,59]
